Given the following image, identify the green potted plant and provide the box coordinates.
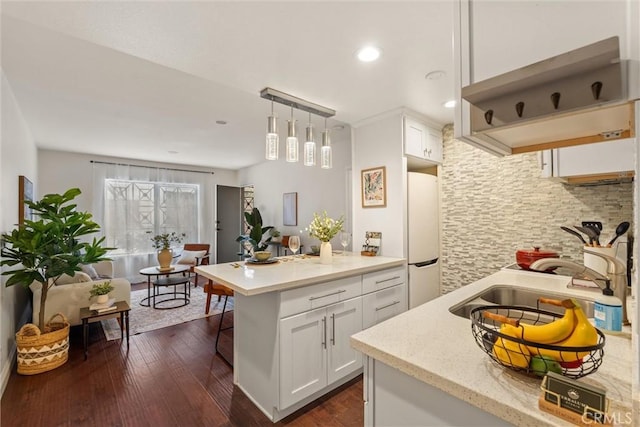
[89,281,114,304]
[1,188,111,374]
[148,231,185,269]
[236,207,274,253]
[271,228,282,243]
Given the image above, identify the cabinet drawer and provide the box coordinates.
[362,266,405,294]
[362,284,407,329]
[280,276,362,318]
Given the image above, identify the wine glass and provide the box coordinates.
[288,235,301,257]
[340,231,351,255]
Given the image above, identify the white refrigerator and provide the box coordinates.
[407,172,440,309]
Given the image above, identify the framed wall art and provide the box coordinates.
[361,166,386,208]
[18,175,34,224]
[283,192,298,226]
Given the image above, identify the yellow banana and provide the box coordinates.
[492,323,531,368]
[517,300,577,344]
[527,300,599,363]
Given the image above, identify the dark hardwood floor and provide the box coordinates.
[1,288,363,426]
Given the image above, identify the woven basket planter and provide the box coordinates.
[16,313,70,375]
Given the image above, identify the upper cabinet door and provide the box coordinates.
[404,118,426,159]
[404,117,443,165]
[453,0,639,155]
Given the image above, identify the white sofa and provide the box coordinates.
[29,261,131,327]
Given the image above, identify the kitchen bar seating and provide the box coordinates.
[203,280,234,366]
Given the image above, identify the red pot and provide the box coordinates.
[516,246,559,271]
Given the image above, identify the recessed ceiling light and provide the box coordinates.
[216,120,227,125]
[425,70,445,80]
[356,46,381,62]
[443,100,456,108]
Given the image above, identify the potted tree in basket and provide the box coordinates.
[1,188,111,374]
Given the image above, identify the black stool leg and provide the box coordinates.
[215,296,233,367]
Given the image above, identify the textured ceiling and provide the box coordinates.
[1,1,455,170]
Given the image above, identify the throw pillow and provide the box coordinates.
[177,250,207,266]
[56,271,93,285]
[81,264,100,280]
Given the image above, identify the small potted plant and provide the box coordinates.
[271,228,282,243]
[236,207,274,253]
[89,281,114,304]
[148,231,185,269]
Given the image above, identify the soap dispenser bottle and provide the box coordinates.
[594,281,623,332]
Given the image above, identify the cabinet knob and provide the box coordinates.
[591,81,603,100]
[484,109,494,125]
[515,102,525,118]
[551,92,561,110]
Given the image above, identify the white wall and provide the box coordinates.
[38,149,239,279]
[238,127,352,251]
[1,71,38,395]
[352,112,406,258]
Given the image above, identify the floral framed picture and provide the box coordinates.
[18,175,34,224]
[361,166,386,208]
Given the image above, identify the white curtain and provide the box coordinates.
[92,162,215,282]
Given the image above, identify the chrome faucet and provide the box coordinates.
[529,253,629,325]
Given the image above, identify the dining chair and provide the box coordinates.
[178,243,210,287]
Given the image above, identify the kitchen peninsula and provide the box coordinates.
[195,253,406,422]
[350,268,632,426]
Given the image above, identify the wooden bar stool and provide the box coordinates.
[204,281,234,366]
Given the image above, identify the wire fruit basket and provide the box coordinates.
[470,305,605,379]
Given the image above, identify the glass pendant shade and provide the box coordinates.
[265,114,279,160]
[286,119,299,162]
[321,130,332,169]
[303,123,316,166]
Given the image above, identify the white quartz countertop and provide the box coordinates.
[350,269,633,426]
[195,253,405,296]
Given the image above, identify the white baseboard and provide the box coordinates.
[1,305,31,397]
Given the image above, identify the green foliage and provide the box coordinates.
[235,207,274,252]
[148,231,185,250]
[89,281,114,298]
[1,188,112,330]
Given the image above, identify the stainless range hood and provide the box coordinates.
[460,36,636,156]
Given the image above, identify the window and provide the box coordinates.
[104,179,199,255]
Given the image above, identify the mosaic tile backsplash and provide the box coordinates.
[440,124,633,294]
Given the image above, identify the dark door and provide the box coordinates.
[216,185,242,263]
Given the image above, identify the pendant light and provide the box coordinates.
[321,118,332,169]
[265,100,279,160]
[286,106,299,162]
[303,112,316,166]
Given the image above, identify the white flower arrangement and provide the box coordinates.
[308,211,344,242]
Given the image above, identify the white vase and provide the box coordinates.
[96,294,109,304]
[320,241,332,265]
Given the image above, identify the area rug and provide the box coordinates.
[101,286,234,340]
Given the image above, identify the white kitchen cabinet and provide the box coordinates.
[362,284,406,329]
[364,358,511,427]
[232,262,407,422]
[404,117,443,165]
[453,0,639,155]
[540,138,635,183]
[279,297,362,409]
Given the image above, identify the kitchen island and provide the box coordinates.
[195,253,406,422]
[350,268,633,426]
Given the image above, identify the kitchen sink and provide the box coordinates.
[449,285,595,319]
